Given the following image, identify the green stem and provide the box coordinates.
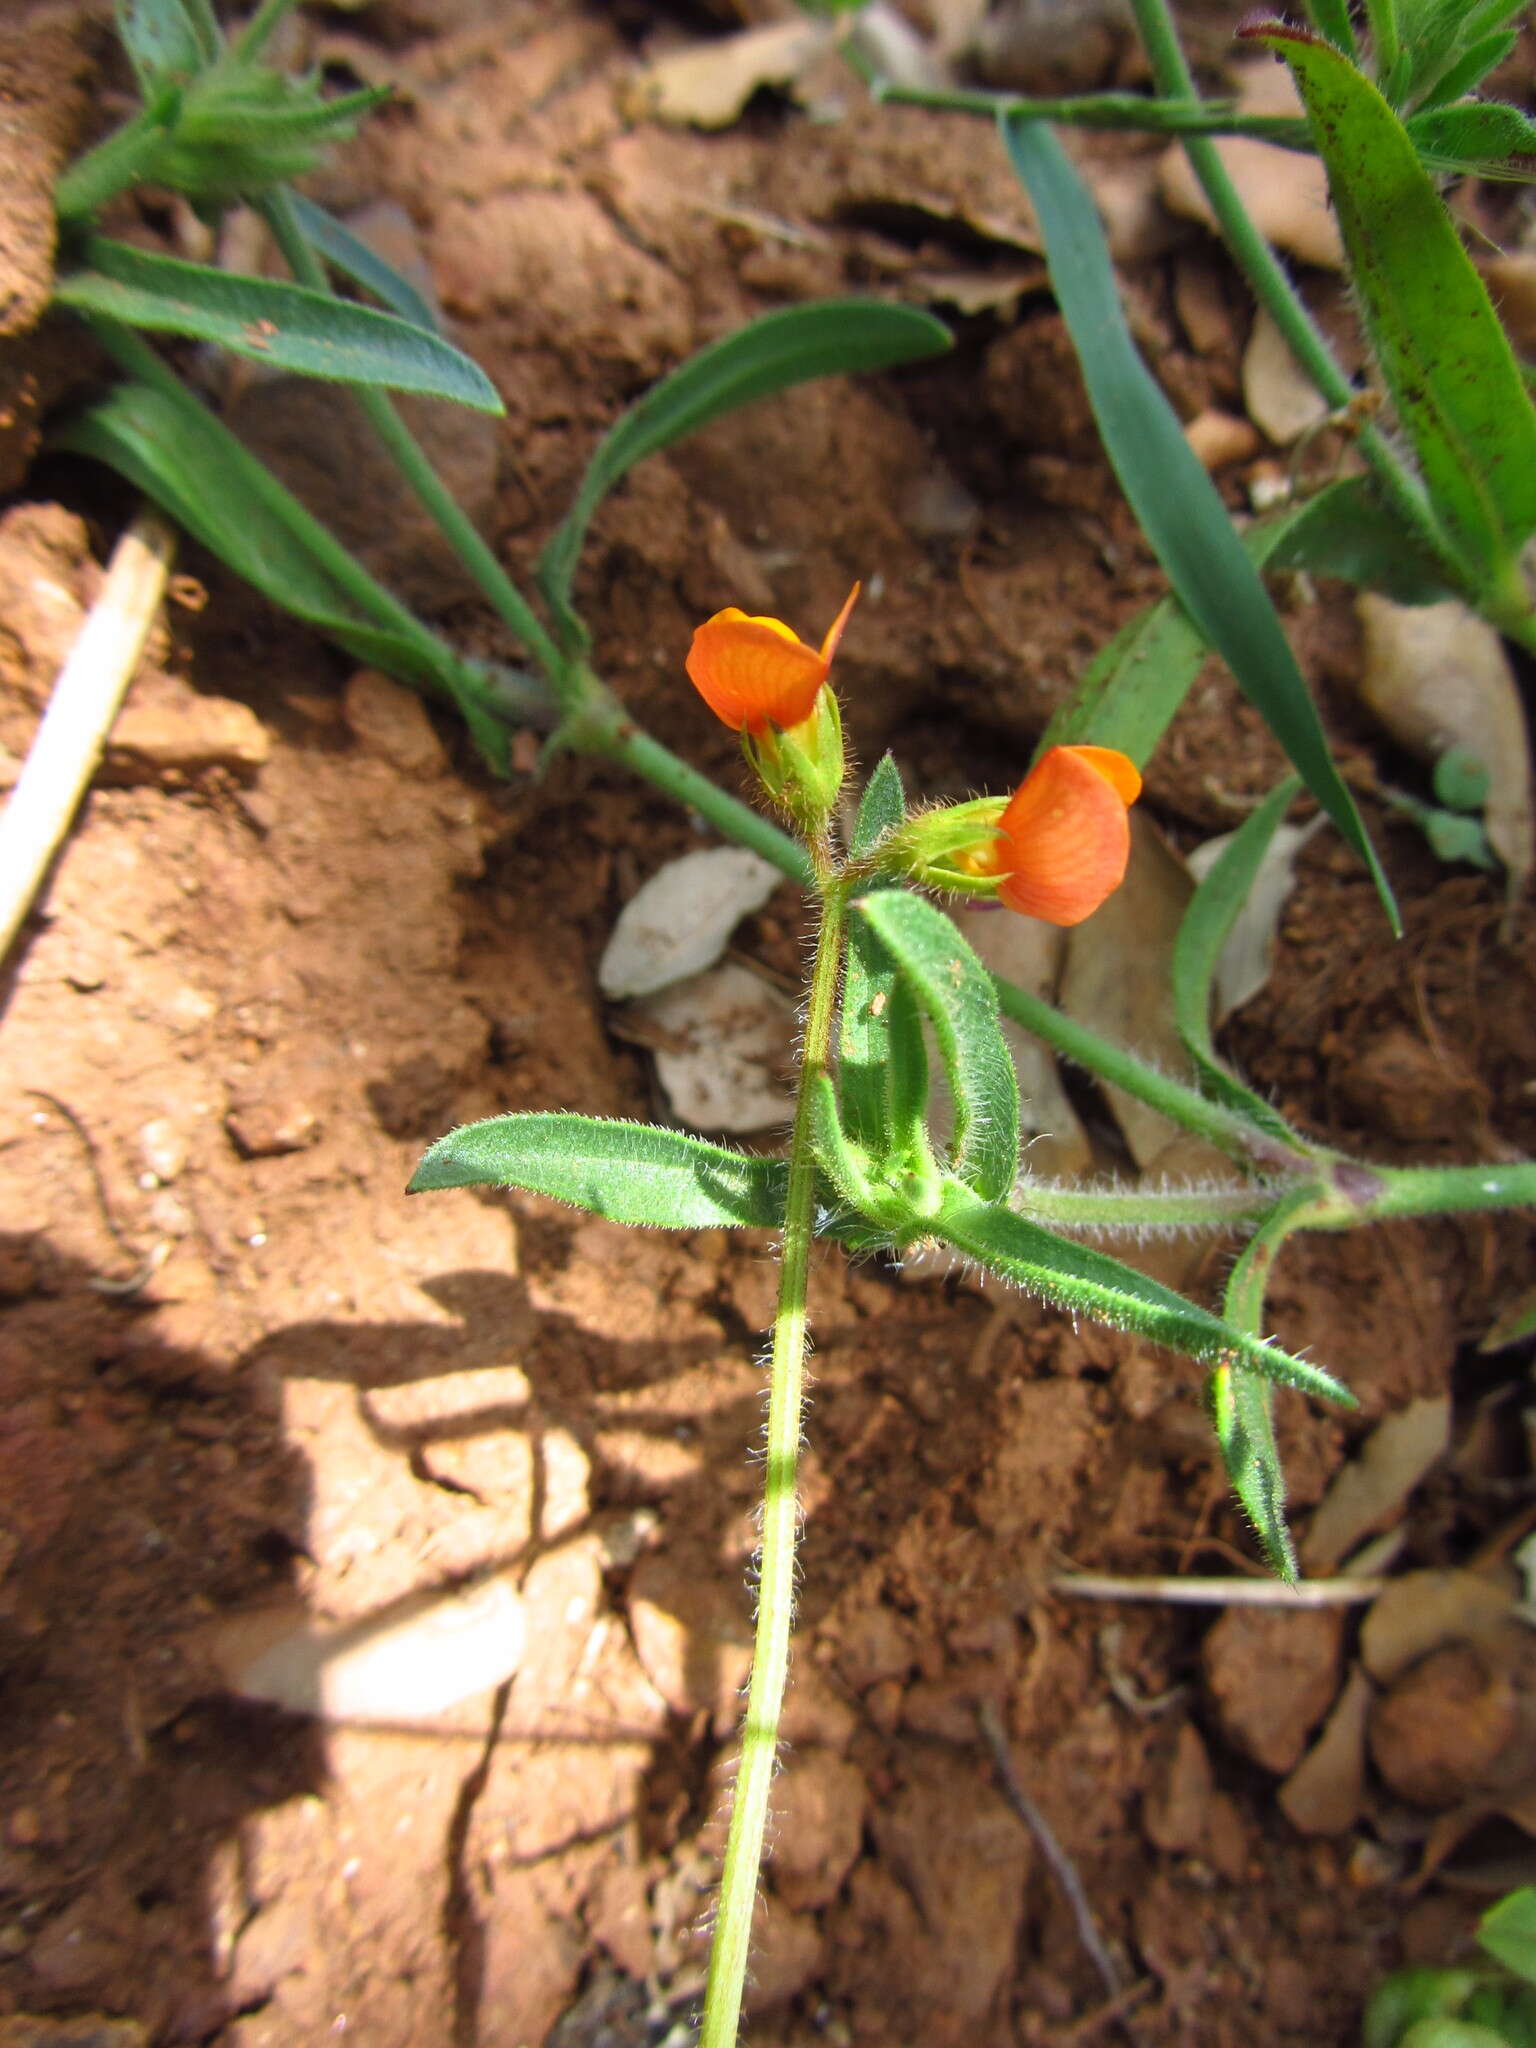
[55,106,167,224]
[992,976,1294,1168]
[1318,1157,1536,1226]
[876,80,1309,146]
[1125,0,1452,580]
[1021,1178,1282,1233]
[259,191,568,685]
[701,851,846,2048]
[86,317,528,728]
[1361,0,1401,82]
[594,724,814,886]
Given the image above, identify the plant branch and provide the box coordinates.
[701,851,847,2048]
[258,191,567,684]
[1019,1177,1282,1233]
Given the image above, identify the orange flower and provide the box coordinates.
[686,584,860,734]
[988,745,1142,926]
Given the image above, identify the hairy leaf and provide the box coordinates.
[1244,23,1536,586]
[410,1113,790,1229]
[936,1182,1353,1403]
[858,891,1019,1203]
[56,236,501,410]
[1208,1362,1296,1580]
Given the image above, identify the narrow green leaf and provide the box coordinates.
[1208,1362,1296,1580]
[858,891,1019,1203]
[1044,478,1452,766]
[1365,1971,1483,2048]
[54,375,511,769]
[838,906,931,1173]
[1001,116,1395,929]
[1265,476,1454,603]
[537,299,952,634]
[1302,0,1358,58]
[409,1113,789,1229]
[282,191,442,335]
[1407,95,1536,173]
[1172,776,1307,1143]
[851,753,907,858]
[935,1181,1354,1403]
[807,1073,899,1228]
[55,236,502,411]
[1480,1890,1536,1987]
[1243,24,1536,582]
[115,0,212,88]
[1416,37,1521,114]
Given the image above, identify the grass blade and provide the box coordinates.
[284,191,442,335]
[1001,115,1396,930]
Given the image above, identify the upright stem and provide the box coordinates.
[700,849,847,2048]
[258,192,568,686]
[1126,0,1450,576]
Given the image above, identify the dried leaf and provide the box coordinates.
[626,20,835,131]
[1278,1662,1373,1836]
[636,961,795,1134]
[1359,1567,1518,1685]
[1301,1395,1451,1573]
[1242,306,1330,446]
[1186,814,1323,1024]
[1356,591,1534,897]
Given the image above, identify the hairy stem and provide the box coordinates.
[701,850,846,2048]
[1021,1178,1282,1233]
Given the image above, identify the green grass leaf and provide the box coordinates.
[55,236,502,410]
[115,0,214,89]
[409,1113,789,1228]
[1480,1890,1536,1988]
[537,299,951,640]
[858,891,1019,1204]
[283,191,443,335]
[55,372,512,769]
[1001,115,1396,930]
[935,1182,1353,1402]
[1172,776,1308,1144]
[1244,23,1536,587]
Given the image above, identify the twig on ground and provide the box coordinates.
[0,503,177,962]
[975,1698,1141,2045]
[1049,1571,1387,1606]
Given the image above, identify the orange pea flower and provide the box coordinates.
[987,745,1142,926]
[686,584,860,734]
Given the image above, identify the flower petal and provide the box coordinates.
[686,609,828,733]
[817,581,862,664]
[1068,744,1142,806]
[995,744,1135,925]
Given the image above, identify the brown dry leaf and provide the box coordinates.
[1059,812,1196,1168]
[1359,1567,1518,1685]
[635,960,796,1133]
[1186,813,1323,1024]
[1242,307,1330,446]
[1159,60,1343,271]
[626,19,836,130]
[1300,1395,1451,1574]
[1356,592,1534,898]
[1278,1663,1373,1837]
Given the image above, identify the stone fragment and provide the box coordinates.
[342,669,448,779]
[0,2022,147,2048]
[743,1891,825,2015]
[1184,409,1261,471]
[626,1545,753,1735]
[1143,1720,1215,1855]
[107,671,269,780]
[1202,1604,1344,1774]
[1369,1641,1519,1809]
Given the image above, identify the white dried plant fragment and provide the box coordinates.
[599,845,783,1000]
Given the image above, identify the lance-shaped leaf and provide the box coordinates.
[1002,115,1396,930]
[839,908,929,1167]
[850,752,906,858]
[1241,23,1536,586]
[537,300,951,636]
[55,237,502,411]
[284,190,442,336]
[934,1182,1353,1404]
[858,891,1019,1203]
[1208,1362,1296,1581]
[55,373,516,770]
[1045,478,1452,765]
[409,1113,790,1229]
[1172,775,1307,1145]
[1477,1887,1536,1985]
